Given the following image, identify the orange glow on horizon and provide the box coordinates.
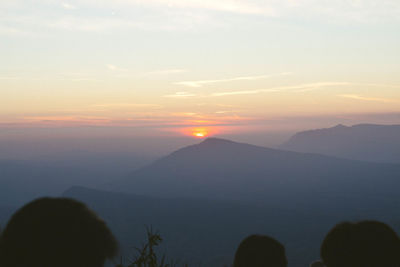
[193,131,207,138]
[161,125,247,138]
[177,127,220,138]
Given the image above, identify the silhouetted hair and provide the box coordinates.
[321,220,400,267]
[233,234,287,267]
[0,197,118,267]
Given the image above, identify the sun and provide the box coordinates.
[193,131,207,138]
[179,127,216,138]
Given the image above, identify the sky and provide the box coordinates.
[1,0,400,141]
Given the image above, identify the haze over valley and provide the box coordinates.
[1,123,400,266]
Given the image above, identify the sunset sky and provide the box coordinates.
[1,0,400,139]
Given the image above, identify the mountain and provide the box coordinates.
[280,124,400,163]
[110,137,400,206]
[94,137,400,266]
[0,158,138,206]
[0,160,64,206]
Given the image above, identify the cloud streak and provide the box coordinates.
[211,82,352,97]
[211,82,400,97]
[164,82,351,98]
[143,69,188,75]
[175,72,292,87]
[68,0,277,16]
[2,0,400,37]
[61,3,77,10]
[164,92,197,98]
[339,94,400,103]
[106,64,129,72]
[165,81,400,99]
[0,76,19,80]
[90,103,163,110]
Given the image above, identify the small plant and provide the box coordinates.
[117,226,184,267]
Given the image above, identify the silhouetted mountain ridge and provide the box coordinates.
[280,124,400,163]
[110,137,400,204]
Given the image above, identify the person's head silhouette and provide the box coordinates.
[321,220,400,267]
[0,197,118,267]
[233,234,287,267]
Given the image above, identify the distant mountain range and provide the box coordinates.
[71,134,400,266]
[280,124,400,163]
[0,158,139,206]
[3,125,400,267]
[109,137,400,206]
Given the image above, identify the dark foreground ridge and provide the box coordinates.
[62,186,400,267]
[1,195,400,267]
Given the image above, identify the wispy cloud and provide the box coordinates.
[164,81,351,98]
[175,72,292,87]
[0,15,143,35]
[52,0,400,22]
[107,65,188,77]
[211,82,352,97]
[10,109,252,128]
[90,103,163,110]
[2,0,399,38]
[106,64,128,72]
[338,94,400,103]
[210,82,400,97]
[72,0,277,16]
[0,74,101,82]
[61,3,77,10]
[143,69,188,75]
[215,110,233,114]
[157,0,276,15]
[0,8,219,35]
[211,90,261,97]
[61,78,100,82]
[0,24,34,36]
[0,76,19,80]
[164,92,197,98]
[106,64,118,70]
[20,115,112,126]
[1,0,400,38]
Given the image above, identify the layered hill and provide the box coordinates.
[62,185,381,267]
[110,138,400,204]
[280,124,400,163]
[64,182,400,267]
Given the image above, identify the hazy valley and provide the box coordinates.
[1,124,400,266]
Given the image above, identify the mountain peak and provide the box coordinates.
[333,124,348,129]
[280,123,400,163]
[199,137,235,146]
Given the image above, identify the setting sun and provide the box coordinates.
[193,132,207,138]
